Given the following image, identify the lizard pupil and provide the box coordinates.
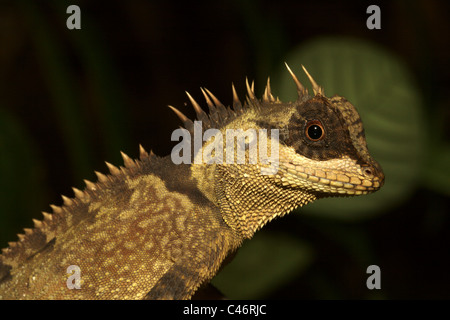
[308,125,322,139]
[305,120,325,141]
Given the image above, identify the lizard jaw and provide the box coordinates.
[276,155,384,196]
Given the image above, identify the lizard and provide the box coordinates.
[0,64,384,299]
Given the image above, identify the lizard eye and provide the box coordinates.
[305,120,325,141]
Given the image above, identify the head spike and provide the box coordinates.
[246,77,256,100]
[284,62,307,97]
[301,65,324,96]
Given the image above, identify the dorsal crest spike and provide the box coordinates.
[105,161,120,176]
[4,243,14,251]
[245,77,256,100]
[204,88,229,121]
[41,211,52,221]
[301,65,324,96]
[32,219,43,229]
[263,77,275,102]
[185,92,210,125]
[72,187,85,199]
[94,171,108,183]
[203,88,224,108]
[84,179,96,191]
[120,151,135,168]
[231,83,239,103]
[17,234,25,241]
[61,195,73,207]
[200,88,215,110]
[262,86,269,102]
[185,91,203,115]
[50,204,62,215]
[231,83,243,113]
[168,105,188,123]
[139,144,149,159]
[284,62,307,98]
[168,105,194,131]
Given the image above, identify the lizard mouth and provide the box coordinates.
[279,160,384,196]
[301,170,383,195]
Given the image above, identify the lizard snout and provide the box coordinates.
[362,160,385,189]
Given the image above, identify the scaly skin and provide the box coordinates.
[0,64,384,299]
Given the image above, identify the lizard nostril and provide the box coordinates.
[362,162,385,186]
[362,165,377,178]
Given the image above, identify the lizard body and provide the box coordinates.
[0,64,384,299]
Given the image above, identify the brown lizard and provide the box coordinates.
[0,64,384,299]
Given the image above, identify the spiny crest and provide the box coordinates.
[0,145,155,264]
[169,63,325,133]
[1,65,324,265]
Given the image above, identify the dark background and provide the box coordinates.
[0,0,449,299]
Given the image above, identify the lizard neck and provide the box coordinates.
[213,164,317,240]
